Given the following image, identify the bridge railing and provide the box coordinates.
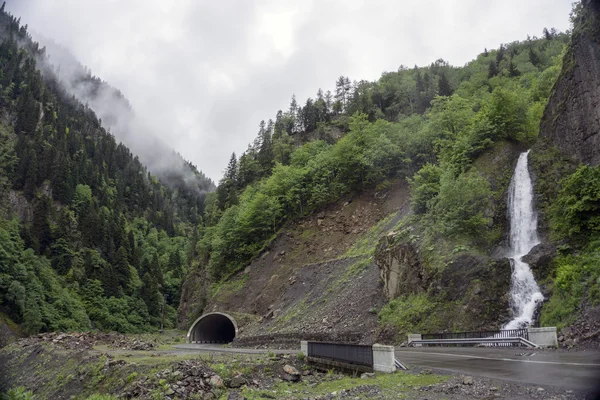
[302,341,401,372]
[422,328,529,341]
[307,341,373,367]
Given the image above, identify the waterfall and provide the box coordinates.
[503,150,544,330]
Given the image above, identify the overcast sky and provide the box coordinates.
[7,0,572,182]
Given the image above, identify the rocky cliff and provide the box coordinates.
[374,232,512,333]
[540,0,600,165]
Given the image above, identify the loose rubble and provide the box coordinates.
[16,331,156,351]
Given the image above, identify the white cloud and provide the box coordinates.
[7,0,573,181]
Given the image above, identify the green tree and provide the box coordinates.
[433,170,492,238]
[437,73,453,96]
[488,60,499,78]
[551,165,600,239]
[114,246,131,294]
[409,163,442,214]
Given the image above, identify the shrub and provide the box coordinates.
[379,293,436,334]
[551,165,600,240]
[3,387,35,400]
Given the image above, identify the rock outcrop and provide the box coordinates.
[521,242,556,281]
[539,0,600,165]
[437,254,512,327]
[374,233,428,300]
[375,233,512,330]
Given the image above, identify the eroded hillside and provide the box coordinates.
[180,180,410,343]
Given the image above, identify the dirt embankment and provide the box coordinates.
[191,180,412,344]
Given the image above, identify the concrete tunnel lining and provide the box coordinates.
[186,312,238,344]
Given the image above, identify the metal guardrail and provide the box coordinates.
[422,329,529,341]
[394,358,407,370]
[307,341,373,367]
[409,337,540,348]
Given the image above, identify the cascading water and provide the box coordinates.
[503,150,544,330]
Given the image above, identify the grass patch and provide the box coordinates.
[379,293,438,336]
[326,256,373,294]
[273,299,310,329]
[209,273,249,300]
[3,387,36,400]
[242,371,447,399]
[540,245,600,328]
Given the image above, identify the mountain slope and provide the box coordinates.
[179,16,574,342]
[0,6,208,334]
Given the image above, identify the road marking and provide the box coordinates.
[395,350,600,367]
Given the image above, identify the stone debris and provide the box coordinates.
[18,331,156,351]
[123,360,236,399]
[281,364,301,382]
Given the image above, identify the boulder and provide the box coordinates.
[522,243,556,280]
[282,364,301,382]
[209,374,224,388]
[227,392,245,400]
[228,375,247,388]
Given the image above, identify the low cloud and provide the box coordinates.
[7,0,572,181]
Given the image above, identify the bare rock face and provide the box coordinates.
[522,242,556,281]
[540,0,600,165]
[437,254,512,328]
[374,233,428,300]
[375,232,513,330]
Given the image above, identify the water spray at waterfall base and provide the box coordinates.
[503,150,544,330]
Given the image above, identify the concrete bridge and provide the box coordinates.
[186,312,238,344]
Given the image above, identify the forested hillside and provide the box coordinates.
[195,24,568,283]
[0,6,212,334]
[1,0,597,340]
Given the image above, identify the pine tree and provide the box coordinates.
[508,58,521,77]
[335,76,347,112]
[23,150,38,198]
[257,122,274,174]
[488,60,499,78]
[224,152,238,181]
[114,246,131,293]
[438,73,453,96]
[324,90,333,114]
[150,253,163,287]
[528,47,541,67]
[496,44,505,65]
[141,272,161,317]
[168,250,183,278]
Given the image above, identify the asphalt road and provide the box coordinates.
[173,343,297,355]
[173,344,600,390]
[395,347,600,390]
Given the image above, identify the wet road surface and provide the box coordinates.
[395,347,600,390]
[172,344,600,390]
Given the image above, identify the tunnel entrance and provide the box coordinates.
[186,312,238,344]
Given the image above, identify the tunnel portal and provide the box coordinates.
[186,312,238,344]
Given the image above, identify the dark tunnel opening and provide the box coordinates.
[187,313,237,344]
